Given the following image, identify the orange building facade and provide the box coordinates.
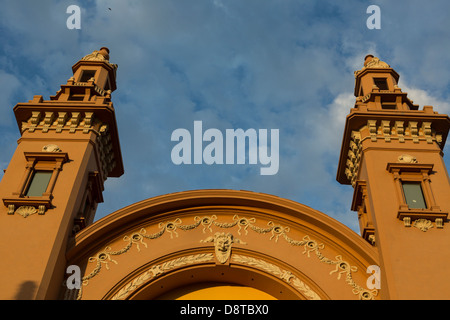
[0,50,449,300]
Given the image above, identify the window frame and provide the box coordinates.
[3,151,68,216]
[373,77,389,90]
[401,181,427,209]
[78,70,97,83]
[24,170,53,197]
[387,162,447,228]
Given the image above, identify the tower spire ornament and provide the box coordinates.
[80,47,117,70]
[354,54,391,77]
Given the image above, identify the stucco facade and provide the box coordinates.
[0,50,449,300]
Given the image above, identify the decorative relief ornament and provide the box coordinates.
[354,55,390,77]
[201,232,246,264]
[231,255,322,300]
[398,154,418,164]
[42,144,62,152]
[110,254,214,300]
[75,215,377,300]
[363,56,390,69]
[15,206,37,218]
[80,47,118,70]
[81,48,109,62]
[413,219,434,232]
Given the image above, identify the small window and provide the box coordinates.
[79,70,96,82]
[2,152,68,216]
[25,171,52,197]
[374,78,388,90]
[402,182,427,209]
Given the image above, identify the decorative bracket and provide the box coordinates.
[399,211,446,231]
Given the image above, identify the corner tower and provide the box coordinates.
[0,47,123,299]
[337,55,450,299]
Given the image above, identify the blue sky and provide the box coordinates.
[1,0,450,233]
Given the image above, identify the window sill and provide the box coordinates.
[397,208,448,229]
[3,196,52,216]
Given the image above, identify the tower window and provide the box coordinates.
[2,152,69,216]
[104,78,111,91]
[25,171,52,197]
[79,70,96,82]
[401,181,427,209]
[373,78,388,90]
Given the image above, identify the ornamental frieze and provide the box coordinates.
[68,214,378,300]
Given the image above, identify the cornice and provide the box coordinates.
[337,110,450,185]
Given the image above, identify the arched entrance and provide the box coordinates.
[102,249,320,300]
[64,190,379,300]
[158,283,278,300]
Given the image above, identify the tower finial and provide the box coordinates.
[80,47,117,70]
[354,55,390,78]
[98,47,110,60]
[364,54,374,66]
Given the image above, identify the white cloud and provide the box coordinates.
[401,85,450,115]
